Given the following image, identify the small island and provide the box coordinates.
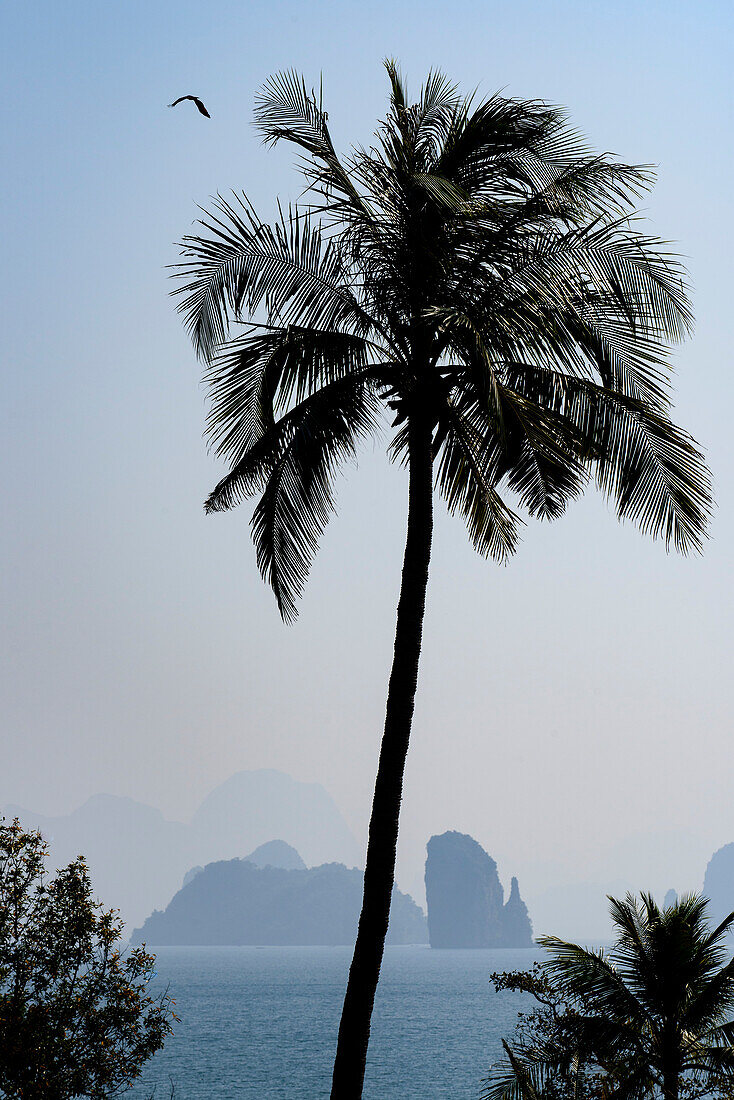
[132,854,427,946]
[425,831,534,948]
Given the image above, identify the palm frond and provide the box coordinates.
[254,69,331,157]
[538,936,648,1026]
[413,173,473,210]
[482,1041,550,1100]
[498,364,711,552]
[205,372,382,621]
[435,93,562,187]
[444,214,691,415]
[494,384,588,519]
[414,69,462,163]
[172,195,366,360]
[593,392,711,554]
[434,396,522,561]
[434,318,589,520]
[499,218,693,351]
[383,58,408,113]
[703,906,734,948]
[682,955,734,1035]
[254,70,376,228]
[204,326,369,462]
[687,1044,734,1083]
[705,1019,734,1048]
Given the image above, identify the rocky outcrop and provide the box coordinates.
[664,889,678,908]
[425,832,502,947]
[244,839,306,871]
[132,860,427,946]
[502,876,534,947]
[425,831,533,948]
[703,844,734,928]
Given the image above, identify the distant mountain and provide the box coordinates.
[244,839,306,870]
[424,832,533,948]
[4,794,189,933]
[4,771,361,930]
[703,844,734,929]
[190,771,360,870]
[132,860,428,946]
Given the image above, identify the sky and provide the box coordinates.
[2,0,733,914]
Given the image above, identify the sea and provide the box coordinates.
[128,945,543,1099]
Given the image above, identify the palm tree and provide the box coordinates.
[486,894,734,1100]
[172,64,711,1099]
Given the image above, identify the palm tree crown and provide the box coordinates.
[174,63,710,622]
[488,894,734,1100]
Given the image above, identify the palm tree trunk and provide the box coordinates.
[662,1046,680,1100]
[662,1069,680,1100]
[330,412,434,1099]
[660,1022,680,1100]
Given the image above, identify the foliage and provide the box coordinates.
[485,894,734,1100]
[0,819,175,1100]
[172,63,711,622]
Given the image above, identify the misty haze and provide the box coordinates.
[2,1,733,1098]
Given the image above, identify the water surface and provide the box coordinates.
[131,945,541,1098]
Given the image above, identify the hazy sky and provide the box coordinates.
[2,0,733,905]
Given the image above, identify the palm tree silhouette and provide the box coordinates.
[173,64,711,1099]
[487,895,734,1100]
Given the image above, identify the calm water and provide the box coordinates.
[130,946,542,1099]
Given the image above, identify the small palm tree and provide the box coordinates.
[487,894,734,1100]
[173,65,711,1099]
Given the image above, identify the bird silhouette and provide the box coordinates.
[168,95,210,118]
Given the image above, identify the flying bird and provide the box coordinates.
[168,95,210,118]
